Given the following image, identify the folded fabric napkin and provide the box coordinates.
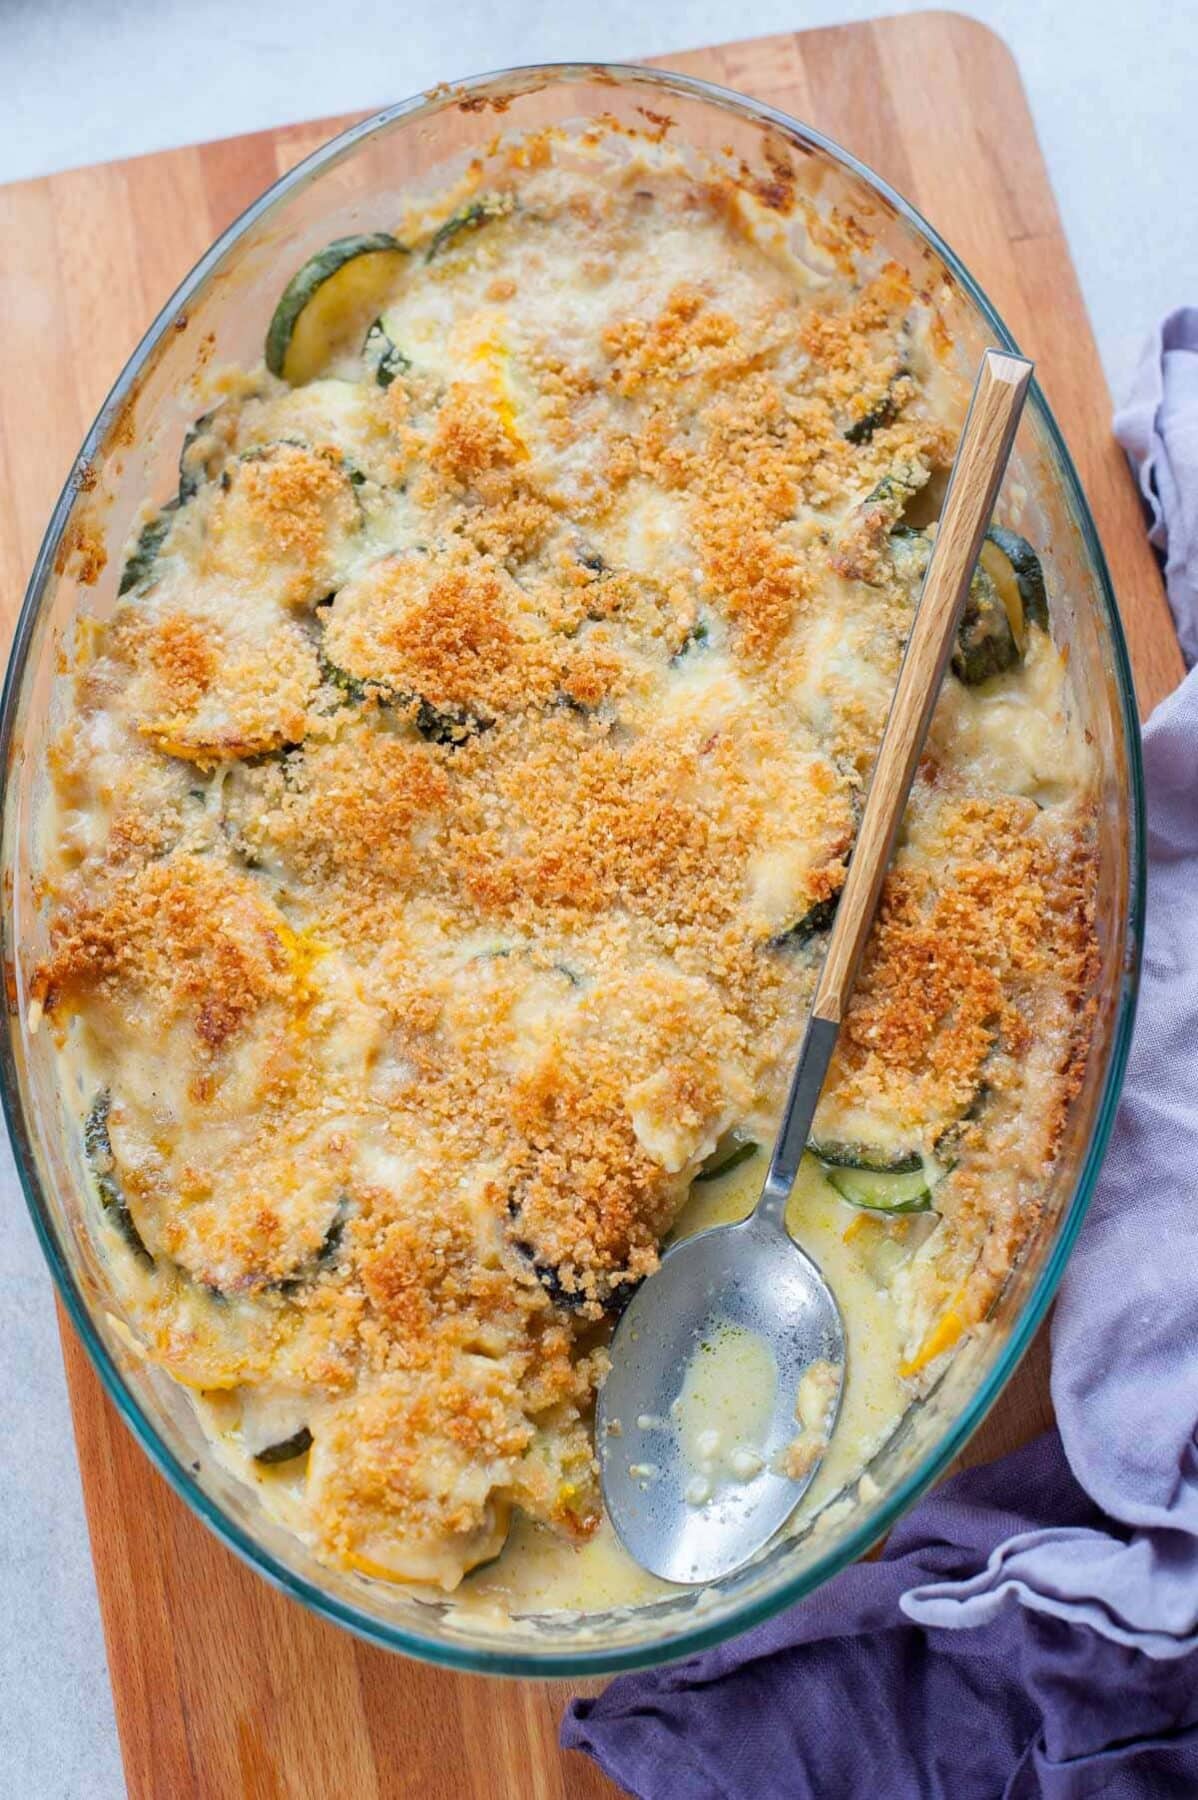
[1117,309,1198,667]
[566,1435,1197,1799]
[564,312,1198,1797]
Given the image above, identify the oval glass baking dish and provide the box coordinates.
[0,63,1143,1676]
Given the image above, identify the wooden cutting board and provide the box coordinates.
[0,14,1182,1798]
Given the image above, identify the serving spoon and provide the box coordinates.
[598,350,1034,1584]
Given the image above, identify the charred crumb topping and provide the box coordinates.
[35,143,1097,1592]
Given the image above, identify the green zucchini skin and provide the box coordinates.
[809,1139,922,1175]
[671,619,710,663]
[932,1081,992,1165]
[363,318,411,389]
[118,504,178,598]
[254,1426,313,1466]
[178,407,227,502]
[238,437,307,463]
[313,1206,347,1268]
[865,473,913,506]
[242,740,306,773]
[265,233,405,380]
[888,519,1049,681]
[951,565,1020,684]
[119,443,360,631]
[845,397,896,445]
[84,1092,153,1264]
[517,1246,639,1319]
[986,526,1049,631]
[276,1201,349,1298]
[425,193,514,263]
[694,1140,759,1183]
[845,367,910,445]
[507,1193,640,1318]
[192,1197,346,1302]
[844,385,899,445]
[413,697,491,746]
[888,526,1020,685]
[318,647,492,744]
[319,651,368,707]
[230,439,365,526]
[863,468,921,522]
[769,891,841,950]
[823,1162,934,1214]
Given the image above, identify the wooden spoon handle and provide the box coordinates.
[812,349,1033,1026]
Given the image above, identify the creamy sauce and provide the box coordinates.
[676,1153,905,1521]
[673,1323,778,1505]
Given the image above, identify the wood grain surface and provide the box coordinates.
[0,14,1181,1798]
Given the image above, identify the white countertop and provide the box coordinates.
[4,1,1194,1792]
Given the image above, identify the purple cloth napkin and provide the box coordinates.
[565,1435,1198,1799]
[563,312,1198,1797]
[1115,308,1198,666]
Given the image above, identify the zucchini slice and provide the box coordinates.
[845,395,897,445]
[824,1163,935,1214]
[318,648,491,745]
[513,1237,640,1318]
[118,503,179,598]
[362,318,411,389]
[951,562,1020,685]
[412,696,492,746]
[932,1082,992,1165]
[318,650,369,707]
[889,524,1034,685]
[425,192,515,263]
[809,1139,922,1175]
[254,1426,313,1466]
[84,1092,153,1264]
[863,466,921,524]
[982,527,1049,635]
[276,1200,349,1295]
[888,520,927,561]
[120,409,238,592]
[844,371,908,445]
[178,406,228,502]
[507,1180,642,1317]
[266,234,407,385]
[671,619,710,663]
[694,1140,759,1183]
[769,890,841,950]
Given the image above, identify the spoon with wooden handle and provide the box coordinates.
[598,349,1034,1584]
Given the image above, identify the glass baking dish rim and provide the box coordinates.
[0,58,1146,1678]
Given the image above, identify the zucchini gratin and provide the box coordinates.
[32,127,1098,1607]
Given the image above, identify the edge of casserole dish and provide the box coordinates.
[0,62,1145,1675]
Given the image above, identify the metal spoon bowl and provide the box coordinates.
[596,1202,845,1585]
